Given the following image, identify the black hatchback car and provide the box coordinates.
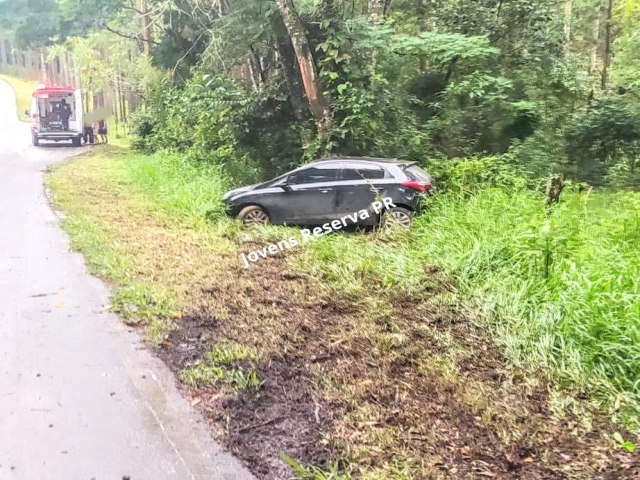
[223,157,433,227]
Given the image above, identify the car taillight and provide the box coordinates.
[402,180,431,192]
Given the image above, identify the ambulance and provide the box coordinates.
[30,84,83,147]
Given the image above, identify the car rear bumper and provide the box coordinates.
[33,131,82,141]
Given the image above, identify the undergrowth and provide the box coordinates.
[48,147,640,478]
[298,188,640,430]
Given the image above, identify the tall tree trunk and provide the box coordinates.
[276,35,308,121]
[601,0,614,90]
[119,75,128,124]
[274,0,331,132]
[563,0,573,52]
[589,1,602,75]
[139,0,153,55]
[249,45,266,88]
[39,49,48,83]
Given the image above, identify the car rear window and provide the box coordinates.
[340,164,387,181]
[404,165,431,182]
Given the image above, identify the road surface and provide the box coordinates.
[0,81,255,480]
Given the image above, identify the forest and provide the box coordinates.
[1,0,639,478]
[2,0,640,186]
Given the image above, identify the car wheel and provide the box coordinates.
[32,134,39,147]
[72,137,81,147]
[238,206,270,227]
[381,207,413,228]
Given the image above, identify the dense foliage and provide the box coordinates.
[121,0,640,188]
[3,0,640,188]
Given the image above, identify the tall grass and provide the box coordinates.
[299,188,640,427]
[0,74,37,122]
[115,151,230,229]
[96,149,640,427]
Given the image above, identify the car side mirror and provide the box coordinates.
[278,177,293,192]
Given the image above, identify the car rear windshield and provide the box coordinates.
[404,165,431,183]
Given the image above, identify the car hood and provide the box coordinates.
[223,183,260,201]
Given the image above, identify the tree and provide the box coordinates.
[274,0,332,134]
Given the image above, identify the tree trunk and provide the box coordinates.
[274,0,331,130]
[139,0,153,55]
[601,0,614,90]
[275,35,308,121]
[249,45,266,88]
[39,49,48,83]
[589,1,602,75]
[563,0,573,52]
[119,75,128,124]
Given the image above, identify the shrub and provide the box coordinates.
[565,96,640,186]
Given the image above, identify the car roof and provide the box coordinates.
[310,156,414,166]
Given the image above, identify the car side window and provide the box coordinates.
[340,165,387,181]
[288,166,340,185]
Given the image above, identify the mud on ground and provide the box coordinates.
[157,252,640,480]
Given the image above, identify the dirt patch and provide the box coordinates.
[157,254,640,480]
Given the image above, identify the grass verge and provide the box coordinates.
[299,188,640,428]
[47,146,640,479]
[0,74,36,122]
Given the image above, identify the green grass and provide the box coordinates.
[180,343,262,391]
[112,151,231,229]
[0,74,36,122]
[116,150,640,425]
[46,149,191,343]
[50,147,640,430]
[299,188,640,429]
[48,147,640,477]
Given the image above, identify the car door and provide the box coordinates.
[275,163,341,224]
[333,162,390,222]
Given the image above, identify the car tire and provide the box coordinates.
[72,137,81,147]
[381,207,413,228]
[32,134,39,147]
[238,205,270,227]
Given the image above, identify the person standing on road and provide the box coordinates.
[58,98,72,131]
[97,119,108,144]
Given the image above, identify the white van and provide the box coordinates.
[30,84,84,147]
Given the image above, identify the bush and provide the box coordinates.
[565,96,640,186]
[426,154,531,194]
[129,74,302,185]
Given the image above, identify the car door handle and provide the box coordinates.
[319,188,333,193]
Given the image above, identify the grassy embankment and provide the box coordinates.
[0,74,36,122]
[47,146,639,479]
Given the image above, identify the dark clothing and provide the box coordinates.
[58,102,72,130]
[83,126,95,144]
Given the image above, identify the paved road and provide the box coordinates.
[0,81,255,480]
